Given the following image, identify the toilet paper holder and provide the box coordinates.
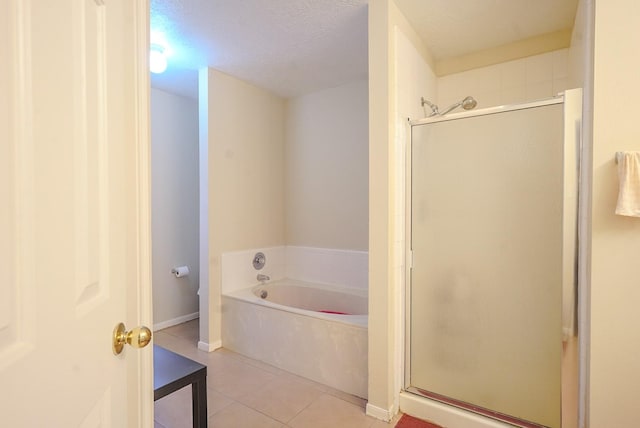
[171,266,190,278]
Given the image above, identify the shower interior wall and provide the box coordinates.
[437,50,569,110]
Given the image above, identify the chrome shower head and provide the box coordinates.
[439,96,478,115]
[461,96,477,110]
[421,95,478,117]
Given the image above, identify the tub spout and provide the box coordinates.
[257,274,270,283]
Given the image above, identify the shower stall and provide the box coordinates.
[404,89,582,428]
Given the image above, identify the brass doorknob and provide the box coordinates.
[112,322,152,355]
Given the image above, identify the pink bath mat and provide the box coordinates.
[395,414,442,428]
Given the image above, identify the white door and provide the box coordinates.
[0,1,152,427]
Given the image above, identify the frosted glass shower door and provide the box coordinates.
[409,104,563,428]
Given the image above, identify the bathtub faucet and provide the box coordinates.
[257,274,270,284]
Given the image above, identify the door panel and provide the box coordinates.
[409,104,564,427]
[72,0,109,317]
[0,1,151,426]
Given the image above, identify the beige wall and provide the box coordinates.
[150,88,200,327]
[435,30,572,77]
[202,68,285,345]
[395,28,437,122]
[590,0,640,426]
[368,0,395,417]
[285,80,368,251]
[368,0,437,418]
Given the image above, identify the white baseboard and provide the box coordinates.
[366,402,396,422]
[198,340,221,352]
[153,311,199,331]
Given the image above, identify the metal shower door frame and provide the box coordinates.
[402,90,581,427]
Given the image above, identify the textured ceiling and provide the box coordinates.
[150,0,578,100]
[150,0,369,99]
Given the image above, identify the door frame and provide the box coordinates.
[130,1,153,426]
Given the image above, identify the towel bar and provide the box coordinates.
[616,151,640,163]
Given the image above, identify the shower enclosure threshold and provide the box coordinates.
[404,387,549,428]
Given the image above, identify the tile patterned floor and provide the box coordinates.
[153,319,402,428]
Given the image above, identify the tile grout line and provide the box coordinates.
[159,319,378,427]
[283,390,324,427]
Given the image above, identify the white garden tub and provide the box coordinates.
[222,278,368,398]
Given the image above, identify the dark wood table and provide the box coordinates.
[153,345,207,428]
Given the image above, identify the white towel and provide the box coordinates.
[615,151,640,217]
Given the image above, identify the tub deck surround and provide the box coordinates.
[221,279,368,398]
[220,247,369,398]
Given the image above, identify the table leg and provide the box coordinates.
[191,376,208,428]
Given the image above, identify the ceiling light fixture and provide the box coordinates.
[150,43,168,74]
